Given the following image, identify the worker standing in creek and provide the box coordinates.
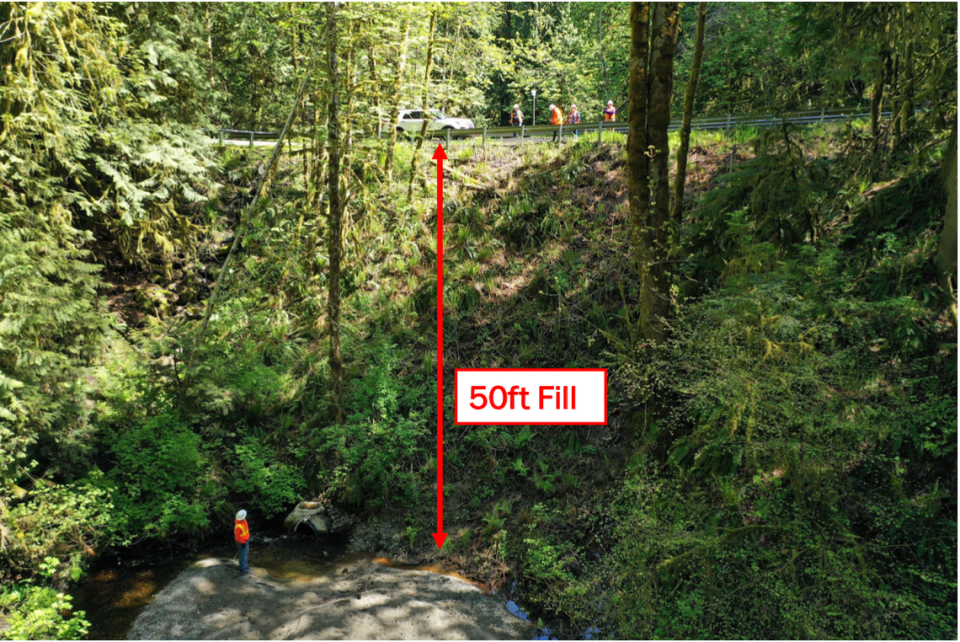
[234,509,250,574]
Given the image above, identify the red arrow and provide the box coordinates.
[432,143,448,550]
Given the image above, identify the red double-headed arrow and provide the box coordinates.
[432,144,448,550]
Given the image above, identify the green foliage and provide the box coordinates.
[0,6,954,640]
[0,582,89,641]
[107,413,221,538]
[2,481,113,582]
[230,437,305,518]
[592,211,956,637]
[319,336,431,508]
[0,1,215,492]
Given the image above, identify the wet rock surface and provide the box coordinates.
[128,555,530,640]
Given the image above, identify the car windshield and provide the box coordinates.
[429,110,449,119]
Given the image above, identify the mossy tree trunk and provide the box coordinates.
[407,9,438,200]
[642,2,680,344]
[627,1,651,345]
[326,1,345,423]
[936,125,957,323]
[671,2,706,224]
[870,51,886,138]
[384,16,411,182]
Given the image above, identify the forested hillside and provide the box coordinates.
[0,2,956,640]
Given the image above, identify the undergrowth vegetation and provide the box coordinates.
[2,3,955,640]
[0,115,954,639]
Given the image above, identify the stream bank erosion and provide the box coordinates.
[128,556,531,640]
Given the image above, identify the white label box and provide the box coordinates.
[454,369,607,425]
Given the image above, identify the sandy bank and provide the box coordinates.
[128,555,530,640]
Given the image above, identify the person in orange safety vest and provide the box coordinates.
[235,509,250,574]
[604,100,617,122]
[550,104,564,141]
[550,104,563,126]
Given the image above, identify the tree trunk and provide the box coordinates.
[599,5,611,100]
[205,5,216,90]
[384,15,411,182]
[627,2,651,345]
[936,125,957,323]
[342,23,356,153]
[368,44,381,139]
[183,65,312,406]
[671,2,706,224]
[870,52,887,138]
[899,42,915,140]
[641,2,680,344]
[408,9,438,200]
[889,52,901,147]
[326,1,345,424]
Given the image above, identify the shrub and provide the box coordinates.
[107,412,222,538]
[2,480,113,582]
[0,582,89,641]
[319,336,430,508]
[230,437,305,518]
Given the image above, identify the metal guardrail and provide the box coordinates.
[439,108,891,146]
[209,107,891,148]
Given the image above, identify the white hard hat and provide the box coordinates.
[549,104,556,109]
[571,104,577,109]
[236,510,247,521]
[607,100,614,105]
[513,104,519,109]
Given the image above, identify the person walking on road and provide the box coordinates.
[604,100,617,122]
[567,104,581,136]
[235,509,250,574]
[550,104,564,141]
[510,104,524,138]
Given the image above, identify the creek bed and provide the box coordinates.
[72,534,543,640]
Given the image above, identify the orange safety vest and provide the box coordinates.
[511,109,524,125]
[604,107,617,122]
[551,107,563,126]
[234,519,250,544]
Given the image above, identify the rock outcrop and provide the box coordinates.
[283,497,355,534]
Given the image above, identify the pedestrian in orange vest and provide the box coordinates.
[550,104,563,125]
[566,104,581,136]
[604,100,617,122]
[550,104,564,141]
[234,509,250,574]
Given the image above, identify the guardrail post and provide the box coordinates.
[249,132,254,148]
[819,106,826,126]
[557,123,563,145]
[598,119,603,145]
[725,114,732,133]
[219,130,224,147]
[446,128,451,150]
[520,125,525,147]
[482,126,487,149]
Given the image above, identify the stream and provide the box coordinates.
[72,533,581,640]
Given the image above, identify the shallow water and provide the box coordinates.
[72,533,353,640]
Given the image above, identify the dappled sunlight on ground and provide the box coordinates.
[128,556,531,640]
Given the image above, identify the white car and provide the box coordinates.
[396,109,475,134]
